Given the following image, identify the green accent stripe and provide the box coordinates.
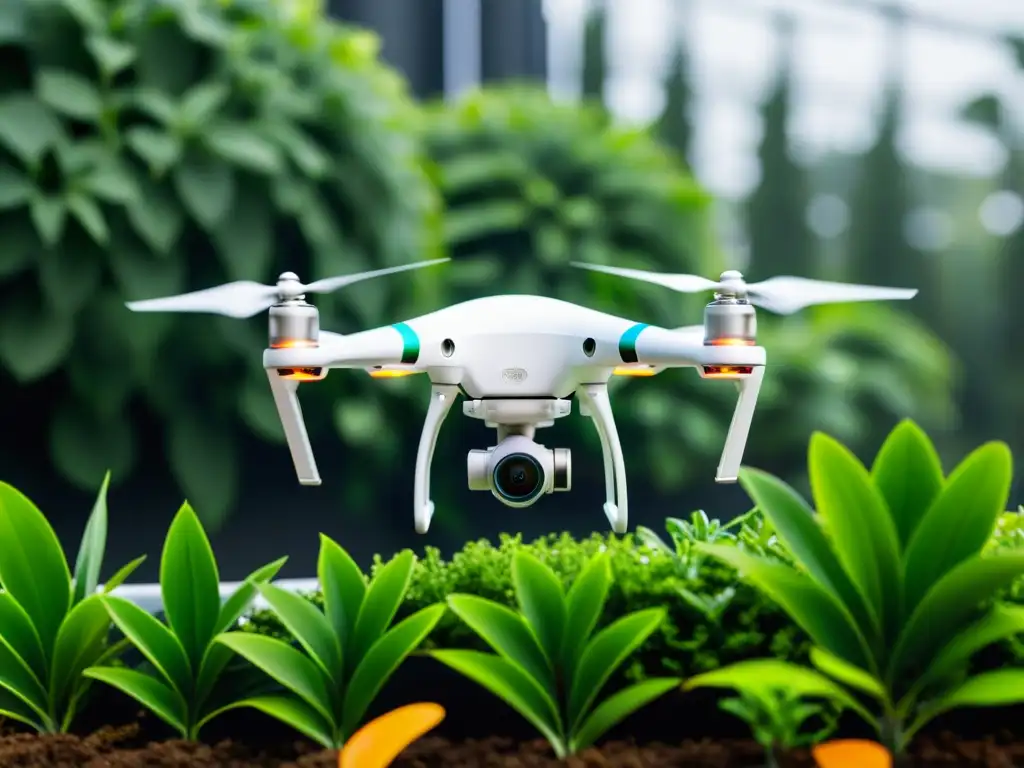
[392,323,420,364]
[619,323,648,364]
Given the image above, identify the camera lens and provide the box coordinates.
[492,453,544,502]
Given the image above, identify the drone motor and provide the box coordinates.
[269,274,327,381]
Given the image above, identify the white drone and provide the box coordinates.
[125,259,917,534]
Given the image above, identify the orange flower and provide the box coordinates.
[338,703,445,768]
[812,739,892,768]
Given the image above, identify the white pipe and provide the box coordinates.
[105,578,320,615]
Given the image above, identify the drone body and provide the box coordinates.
[126,259,917,535]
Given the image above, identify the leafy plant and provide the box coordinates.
[83,503,286,739]
[338,702,445,768]
[0,0,440,526]
[685,660,845,768]
[215,540,444,748]
[428,550,680,758]
[0,473,144,732]
[695,420,1024,753]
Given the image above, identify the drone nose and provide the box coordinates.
[278,271,300,282]
[720,270,744,281]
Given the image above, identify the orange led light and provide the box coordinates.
[270,338,318,349]
[612,366,657,377]
[277,367,325,381]
[369,369,421,379]
[702,365,754,379]
[708,337,755,346]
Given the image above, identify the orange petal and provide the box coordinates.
[339,703,445,768]
[812,739,892,768]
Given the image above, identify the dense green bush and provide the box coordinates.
[0,0,441,525]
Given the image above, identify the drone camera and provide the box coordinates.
[704,298,756,346]
[269,301,320,349]
[467,435,571,508]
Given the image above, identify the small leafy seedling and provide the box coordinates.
[430,550,680,758]
[215,537,445,748]
[338,702,445,768]
[0,474,144,732]
[83,503,286,739]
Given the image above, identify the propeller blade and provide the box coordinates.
[303,258,451,295]
[125,281,279,319]
[745,277,918,315]
[570,262,720,293]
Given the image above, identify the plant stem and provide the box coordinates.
[765,746,780,768]
[879,713,904,756]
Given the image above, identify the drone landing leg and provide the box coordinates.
[266,370,320,485]
[577,384,628,533]
[716,366,765,482]
[414,384,459,534]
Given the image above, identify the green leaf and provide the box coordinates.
[130,88,178,125]
[0,593,47,681]
[167,418,239,531]
[871,420,945,550]
[0,217,35,277]
[38,245,103,316]
[0,482,72,656]
[205,695,335,749]
[342,604,446,737]
[696,544,871,670]
[903,442,1012,612]
[212,185,273,281]
[889,553,1024,681]
[561,554,611,678]
[31,196,67,247]
[85,35,136,77]
[446,594,554,693]
[66,191,108,244]
[0,3,26,45]
[442,202,529,246]
[160,503,221,672]
[173,151,235,230]
[215,558,288,635]
[205,123,283,175]
[80,160,139,204]
[71,472,110,606]
[907,669,1024,743]
[125,177,184,254]
[318,535,366,647]
[0,631,49,723]
[59,0,106,31]
[257,583,343,683]
[0,94,62,164]
[0,166,33,210]
[36,70,102,121]
[51,405,134,491]
[0,294,74,382]
[178,82,230,128]
[82,666,186,737]
[263,121,332,178]
[214,633,333,723]
[809,647,886,701]
[103,596,192,696]
[570,678,679,752]
[511,551,565,669]
[568,608,665,731]
[126,127,183,176]
[920,605,1024,694]
[738,467,878,640]
[0,685,45,732]
[429,650,564,756]
[49,594,111,711]
[808,432,902,641]
[102,555,146,593]
[348,550,414,666]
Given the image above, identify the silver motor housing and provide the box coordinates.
[467,435,571,508]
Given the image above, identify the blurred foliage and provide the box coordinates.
[0,0,441,526]
[579,0,606,105]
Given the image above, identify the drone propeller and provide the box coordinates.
[571,262,918,315]
[125,258,451,319]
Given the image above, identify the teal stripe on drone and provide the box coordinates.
[618,323,648,364]
[392,323,420,364]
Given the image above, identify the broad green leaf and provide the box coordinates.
[568,608,665,731]
[85,35,136,76]
[212,184,272,281]
[82,667,186,736]
[214,557,288,635]
[919,605,1024,693]
[160,503,221,671]
[0,633,52,723]
[0,482,72,656]
[125,127,183,175]
[173,152,235,230]
[562,555,611,678]
[0,94,62,164]
[215,633,333,722]
[0,166,32,209]
[889,553,1024,681]
[511,551,565,669]
[51,409,134,489]
[907,669,1024,743]
[205,123,283,175]
[348,550,414,666]
[342,604,446,737]
[207,695,335,748]
[167,420,239,531]
[30,196,66,247]
[446,595,554,692]
[0,217,34,277]
[903,442,1012,612]
[36,70,102,121]
[50,594,111,709]
[0,593,46,680]
[0,3,26,44]
[0,684,45,732]
[442,202,528,246]
[808,433,901,640]
[38,246,102,316]
[809,647,886,701]
[125,178,184,254]
[102,555,146,593]
[429,650,564,755]
[739,467,878,640]
[258,584,343,683]
[696,543,872,670]
[0,294,74,382]
[318,535,366,645]
[570,678,679,752]
[263,121,332,178]
[871,420,944,550]
[58,0,105,31]
[81,160,137,204]
[72,472,110,606]
[66,192,108,244]
[102,596,191,696]
[179,82,230,127]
